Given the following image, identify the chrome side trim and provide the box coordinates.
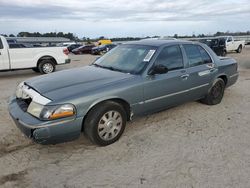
[229,73,239,78]
[144,83,209,104]
[198,70,210,76]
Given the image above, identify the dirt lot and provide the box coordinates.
[0,48,250,188]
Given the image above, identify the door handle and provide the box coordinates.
[181,74,189,80]
[0,52,1,55]
[209,68,216,73]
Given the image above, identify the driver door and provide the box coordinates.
[226,37,234,51]
[142,45,189,113]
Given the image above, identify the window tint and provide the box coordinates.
[155,45,184,71]
[198,46,212,64]
[183,44,204,67]
[184,45,212,67]
[227,37,232,42]
[0,39,3,49]
[9,44,22,48]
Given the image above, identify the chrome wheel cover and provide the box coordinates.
[97,111,123,141]
[43,63,54,73]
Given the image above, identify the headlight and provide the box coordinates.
[27,102,76,120]
[27,101,44,118]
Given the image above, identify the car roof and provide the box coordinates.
[125,39,195,47]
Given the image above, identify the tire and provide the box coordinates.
[222,50,227,57]
[237,45,242,53]
[38,59,56,74]
[32,67,40,73]
[84,101,127,146]
[200,78,225,105]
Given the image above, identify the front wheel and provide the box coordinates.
[237,45,242,53]
[84,101,127,146]
[38,60,56,74]
[200,78,225,105]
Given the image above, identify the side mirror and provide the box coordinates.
[149,64,168,75]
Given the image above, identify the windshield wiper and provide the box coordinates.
[103,66,126,73]
[93,63,125,73]
[92,63,104,68]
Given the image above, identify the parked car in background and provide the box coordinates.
[72,44,95,55]
[222,36,245,53]
[9,39,238,146]
[32,44,43,47]
[67,44,82,52]
[92,44,117,55]
[7,39,17,44]
[62,42,76,47]
[199,38,227,56]
[9,43,27,48]
[0,35,70,74]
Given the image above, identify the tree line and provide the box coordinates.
[1,31,250,42]
[1,32,78,41]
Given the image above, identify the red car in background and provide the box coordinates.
[72,44,95,55]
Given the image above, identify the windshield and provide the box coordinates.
[93,44,156,74]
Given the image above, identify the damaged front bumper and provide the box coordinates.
[9,97,83,144]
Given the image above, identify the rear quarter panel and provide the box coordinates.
[216,57,238,87]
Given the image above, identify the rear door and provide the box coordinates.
[182,44,217,100]
[0,38,10,70]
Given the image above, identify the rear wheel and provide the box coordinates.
[200,78,225,105]
[237,45,242,53]
[38,59,56,74]
[84,101,127,146]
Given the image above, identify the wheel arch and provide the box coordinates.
[81,97,131,132]
[217,74,228,86]
[37,56,57,67]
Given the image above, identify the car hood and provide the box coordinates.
[25,66,134,101]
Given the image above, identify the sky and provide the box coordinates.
[0,0,250,38]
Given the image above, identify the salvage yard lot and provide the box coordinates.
[0,47,250,187]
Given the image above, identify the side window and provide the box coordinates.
[227,37,232,42]
[0,39,3,49]
[183,44,203,67]
[198,46,212,64]
[155,45,184,71]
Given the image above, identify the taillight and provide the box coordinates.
[63,48,69,55]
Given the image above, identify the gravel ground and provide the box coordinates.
[0,47,250,188]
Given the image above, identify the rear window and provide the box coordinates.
[198,46,212,64]
[0,39,3,49]
[183,44,212,67]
